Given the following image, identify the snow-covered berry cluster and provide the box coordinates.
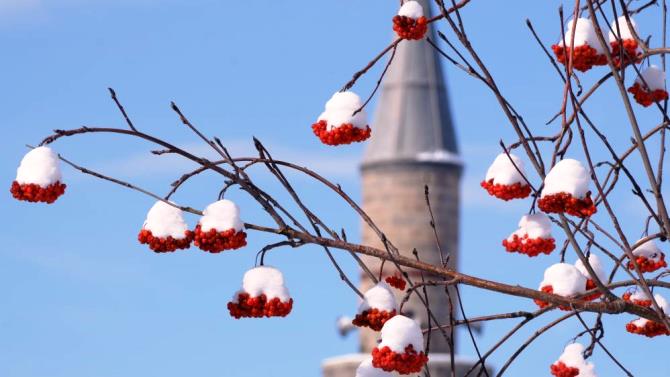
[628,239,667,273]
[550,343,597,377]
[11,146,66,204]
[138,201,194,253]
[625,294,670,337]
[392,1,428,40]
[627,65,669,107]
[539,159,596,218]
[312,92,371,146]
[503,213,555,257]
[609,16,642,67]
[353,282,398,331]
[227,266,293,319]
[622,288,652,307]
[371,315,428,374]
[551,18,607,72]
[385,274,407,291]
[574,254,607,301]
[194,200,247,253]
[481,153,531,201]
[534,262,588,310]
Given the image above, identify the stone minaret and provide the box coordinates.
[323,1,489,375]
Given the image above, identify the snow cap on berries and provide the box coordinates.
[199,199,244,233]
[398,0,424,18]
[358,282,398,314]
[541,159,591,199]
[317,92,368,131]
[556,343,598,377]
[629,288,652,302]
[631,293,669,327]
[355,357,394,377]
[635,65,666,91]
[485,153,527,185]
[540,263,587,297]
[142,201,190,239]
[559,18,606,54]
[15,146,62,187]
[511,213,552,240]
[608,15,639,43]
[236,266,291,302]
[575,254,607,283]
[378,315,424,353]
[632,239,664,261]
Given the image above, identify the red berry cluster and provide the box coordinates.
[610,39,642,67]
[538,192,597,218]
[10,181,66,204]
[372,344,428,374]
[626,319,670,337]
[551,44,607,72]
[137,229,194,253]
[627,253,667,273]
[627,82,669,107]
[193,225,247,253]
[582,279,602,301]
[550,361,580,377]
[502,234,555,257]
[480,179,531,201]
[311,120,371,146]
[622,292,652,307]
[385,275,407,291]
[227,292,293,319]
[352,308,397,331]
[534,285,573,311]
[392,15,428,40]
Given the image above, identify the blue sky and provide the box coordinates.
[2,0,669,376]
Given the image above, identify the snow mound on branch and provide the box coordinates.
[540,263,587,297]
[318,92,368,131]
[608,15,639,42]
[142,201,190,239]
[632,294,669,327]
[199,199,244,232]
[378,315,424,353]
[630,288,652,302]
[541,159,591,198]
[237,266,291,302]
[398,1,424,18]
[510,213,552,240]
[485,153,527,185]
[359,282,398,313]
[15,146,62,187]
[558,18,606,54]
[575,254,607,283]
[633,239,663,260]
[636,65,666,91]
[557,343,598,377]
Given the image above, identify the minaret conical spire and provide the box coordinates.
[362,0,460,167]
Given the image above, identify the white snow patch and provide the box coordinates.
[558,18,606,54]
[508,213,552,241]
[358,282,398,313]
[609,15,639,42]
[485,153,527,186]
[378,315,424,354]
[539,263,587,297]
[557,343,598,377]
[317,91,368,131]
[235,266,291,302]
[575,254,607,283]
[541,159,591,199]
[355,357,393,377]
[398,1,424,18]
[636,65,666,91]
[632,239,664,262]
[629,288,652,302]
[632,294,670,327]
[15,146,62,187]
[142,201,190,239]
[198,199,244,233]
